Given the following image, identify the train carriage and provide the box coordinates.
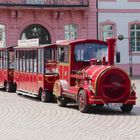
[0,46,15,92]
[14,44,59,102]
[53,38,137,113]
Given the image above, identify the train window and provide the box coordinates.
[23,51,26,71]
[30,51,34,73]
[5,51,8,69]
[0,51,2,69]
[58,46,69,63]
[2,52,4,68]
[38,49,44,74]
[9,51,14,69]
[38,49,41,73]
[19,51,23,71]
[33,50,37,73]
[75,43,108,62]
[15,51,19,71]
[3,51,8,69]
[45,48,51,61]
[26,51,30,72]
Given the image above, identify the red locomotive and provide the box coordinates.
[53,38,136,113]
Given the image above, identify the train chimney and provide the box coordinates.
[107,38,116,66]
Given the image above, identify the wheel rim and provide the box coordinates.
[53,81,61,97]
[6,83,10,91]
[79,94,84,110]
[41,91,46,101]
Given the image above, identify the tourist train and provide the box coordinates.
[0,38,136,113]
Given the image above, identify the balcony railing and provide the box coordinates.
[0,0,89,8]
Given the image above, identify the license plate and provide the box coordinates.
[108,103,122,107]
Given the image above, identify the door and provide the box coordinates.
[58,46,70,81]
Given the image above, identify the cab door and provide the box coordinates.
[58,46,70,81]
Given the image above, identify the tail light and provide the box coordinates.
[97,68,130,101]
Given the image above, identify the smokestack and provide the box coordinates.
[107,38,116,66]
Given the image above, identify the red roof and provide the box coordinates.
[55,39,107,46]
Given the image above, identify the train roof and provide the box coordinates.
[55,39,108,46]
[0,46,14,51]
[14,44,56,50]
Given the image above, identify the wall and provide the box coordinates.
[98,0,140,75]
[0,0,97,47]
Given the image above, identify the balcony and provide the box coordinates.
[0,0,89,9]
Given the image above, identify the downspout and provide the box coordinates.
[96,0,99,39]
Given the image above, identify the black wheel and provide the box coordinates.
[12,83,16,92]
[78,90,88,113]
[41,90,51,102]
[96,104,104,108]
[57,97,67,107]
[120,104,133,113]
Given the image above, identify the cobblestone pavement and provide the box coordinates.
[0,78,140,140]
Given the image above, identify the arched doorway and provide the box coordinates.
[21,24,51,44]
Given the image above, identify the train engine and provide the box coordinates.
[53,38,136,113]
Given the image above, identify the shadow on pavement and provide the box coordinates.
[67,104,140,116]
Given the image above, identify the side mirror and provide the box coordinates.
[116,51,120,63]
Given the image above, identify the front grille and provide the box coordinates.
[98,69,130,101]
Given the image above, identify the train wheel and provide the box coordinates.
[120,104,133,113]
[41,90,51,102]
[78,90,88,113]
[57,97,67,107]
[96,104,104,108]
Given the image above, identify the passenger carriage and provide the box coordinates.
[14,44,59,102]
[0,46,15,92]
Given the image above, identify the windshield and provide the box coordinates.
[75,43,108,62]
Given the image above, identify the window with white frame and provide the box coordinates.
[101,24,115,41]
[130,24,140,52]
[0,24,6,47]
[64,24,78,40]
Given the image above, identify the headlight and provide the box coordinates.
[131,83,136,92]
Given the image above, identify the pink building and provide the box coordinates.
[0,0,97,47]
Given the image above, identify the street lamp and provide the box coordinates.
[118,34,133,77]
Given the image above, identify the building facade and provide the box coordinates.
[98,0,140,76]
[0,0,97,47]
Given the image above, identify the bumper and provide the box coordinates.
[88,95,137,105]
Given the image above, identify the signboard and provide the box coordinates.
[18,40,28,47]
[18,38,39,47]
[27,38,39,46]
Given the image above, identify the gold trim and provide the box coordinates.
[59,63,70,66]
[45,76,56,84]
[124,99,136,104]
